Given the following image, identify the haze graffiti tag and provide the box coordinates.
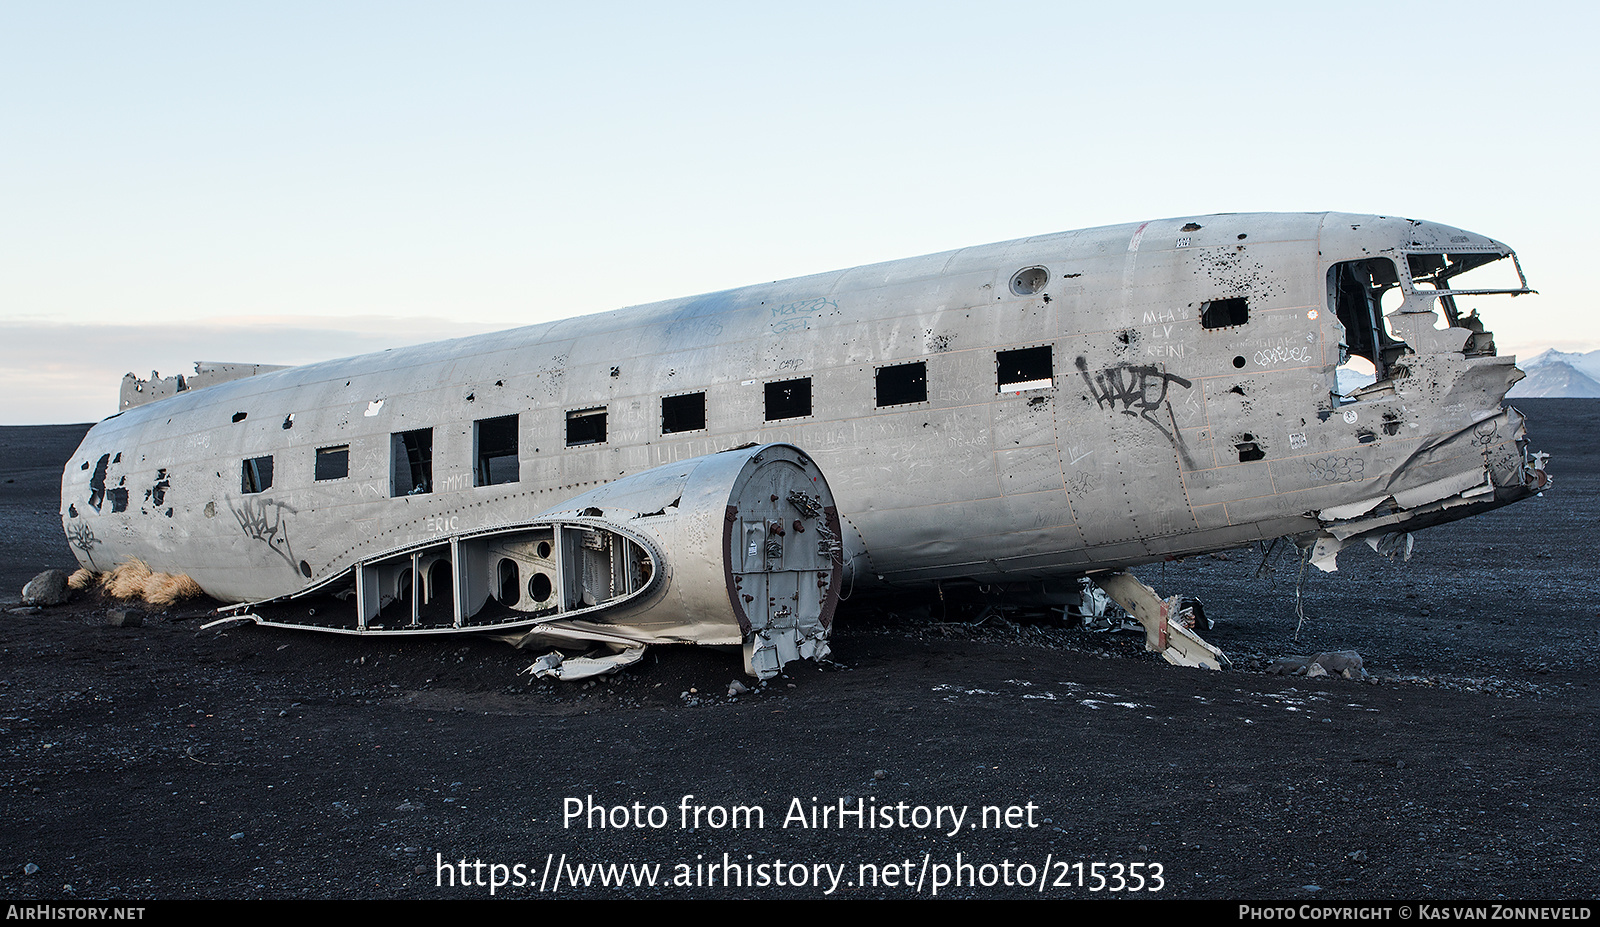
[230,496,302,574]
[1075,356,1194,441]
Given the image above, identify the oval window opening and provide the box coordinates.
[497,559,519,604]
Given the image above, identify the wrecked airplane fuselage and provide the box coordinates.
[60,212,1548,673]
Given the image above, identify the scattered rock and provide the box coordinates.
[727,680,750,697]
[1265,651,1365,679]
[107,608,146,628]
[21,570,70,607]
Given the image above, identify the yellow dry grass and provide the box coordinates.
[100,559,152,600]
[144,572,205,607]
[67,568,97,590]
[99,559,205,606]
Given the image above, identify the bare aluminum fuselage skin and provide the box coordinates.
[61,212,1542,604]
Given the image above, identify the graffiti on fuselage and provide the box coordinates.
[229,496,304,575]
[1075,356,1194,442]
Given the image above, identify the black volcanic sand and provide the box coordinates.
[1,401,1595,900]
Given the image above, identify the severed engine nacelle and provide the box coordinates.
[221,443,843,680]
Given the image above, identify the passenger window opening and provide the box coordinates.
[474,415,519,486]
[566,408,607,446]
[875,362,927,407]
[765,378,812,421]
[661,392,706,434]
[241,456,273,494]
[1200,297,1249,329]
[496,559,519,605]
[391,428,434,496]
[996,346,1053,392]
[315,445,349,481]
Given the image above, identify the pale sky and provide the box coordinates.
[3,1,1595,424]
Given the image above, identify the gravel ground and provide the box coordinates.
[1,400,1595,900]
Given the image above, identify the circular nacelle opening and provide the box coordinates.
[529,572,553,603]
[1010,266,1049,296]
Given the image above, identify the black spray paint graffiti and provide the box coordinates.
[66,522,98,552]
[229,497,305,575]
[1075,356,1193,442]
[65,522,100,571]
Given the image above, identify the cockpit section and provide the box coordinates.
[1326,244,1534,402]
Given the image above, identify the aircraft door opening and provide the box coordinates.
[1327,258,1407,388]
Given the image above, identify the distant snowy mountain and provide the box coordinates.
[1509,349,1600,398]
[1335,367,1376,394]
[1520,349,1600,381]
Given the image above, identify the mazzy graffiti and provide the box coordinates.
[1076,356,1194,441]
[769,297,837,318]
[768,297,838,335]
[229,496,305,575]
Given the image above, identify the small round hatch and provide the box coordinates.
[1009,266,1049,296]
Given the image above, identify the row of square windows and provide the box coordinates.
[238,347,1058,497]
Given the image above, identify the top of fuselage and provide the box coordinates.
[90,211,1512,433]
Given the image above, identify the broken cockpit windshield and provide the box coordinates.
[1328,250,1531,399]
[1404,251,1533,354]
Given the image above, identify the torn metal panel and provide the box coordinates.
[1308,404,1547,572]
[1091,571,1229,670]
[209,444,840,679]
[120,361,289,410]
[524,646,646,681]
